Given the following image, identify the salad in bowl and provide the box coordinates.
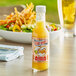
[0,3,62,43]
[0,3,61,32]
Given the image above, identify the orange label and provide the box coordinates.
[32,37,48,62]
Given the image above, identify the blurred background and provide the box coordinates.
[0,0,59,24]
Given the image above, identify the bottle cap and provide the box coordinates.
[36,5,46,13]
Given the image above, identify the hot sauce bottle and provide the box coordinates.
[32,6,49,71]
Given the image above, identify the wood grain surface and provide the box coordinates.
[0,37,76,76]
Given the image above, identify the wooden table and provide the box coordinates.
[0,37,76,76]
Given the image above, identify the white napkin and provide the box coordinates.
[0,44,24,61]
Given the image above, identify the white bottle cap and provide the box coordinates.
[36,5,46,13]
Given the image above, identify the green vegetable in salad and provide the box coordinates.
[0,23,61,32]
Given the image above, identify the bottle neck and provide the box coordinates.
[36,12,45,27]
[36,12,45,22]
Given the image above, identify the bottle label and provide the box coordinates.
[32,37,48,62]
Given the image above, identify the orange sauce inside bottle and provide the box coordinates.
[32,21,48,71]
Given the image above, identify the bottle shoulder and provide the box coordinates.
[32,27,49,38]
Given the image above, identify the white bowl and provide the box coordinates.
[0,27,63,43]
